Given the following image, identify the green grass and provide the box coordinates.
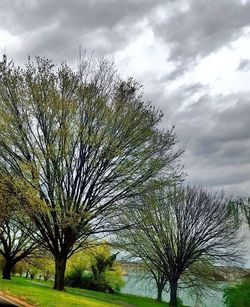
[0,277,169,307]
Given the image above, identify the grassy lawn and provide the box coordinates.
[0,277,169,307]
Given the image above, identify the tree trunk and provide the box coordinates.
[2,260,13,280]
[169,280,178,307]
[53,256,67,291]
[156,283,164,302]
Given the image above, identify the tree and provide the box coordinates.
[0,174,37,279]
[0,218,37,280]
[0,55,183,290]
[117,186,242,307]
[228,197,250,227]
[23,250,55,281]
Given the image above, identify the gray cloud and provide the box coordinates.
[238,59,250,72]
[0,0,249,197]
[145,80,209,124]
[0,0,164,62]
[0,0,157,33]
[3,0,249,73]
[140,79,250,197]
[154,0,250,79]
[174,93,250,196]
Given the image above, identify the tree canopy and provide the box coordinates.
[116,186,242,307]
[0,55,183,290]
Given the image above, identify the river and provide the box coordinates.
[121,274,225,307]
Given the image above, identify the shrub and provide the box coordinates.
[104,265,125,293]
[65,242,124,293]
[65,269,124,293]
[65,268,86,288]
[224,278,250,307]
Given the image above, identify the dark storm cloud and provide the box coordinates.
[2,0,249,70]
[154,0,250,79]
[174,93,250,196]
[142,78,250,196]
[0,0,249,196]
[143,82,248,194]
[0,0,164,62]
[0,0,156,33]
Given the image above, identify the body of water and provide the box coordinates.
[121,274,225,307]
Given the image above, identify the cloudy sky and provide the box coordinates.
[0,0,250,197]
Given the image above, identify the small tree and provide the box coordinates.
[26,252,55,281]
[0,218,37,279]
[0,55,183,290]
[117,186,242,307]
[0,174,37,279]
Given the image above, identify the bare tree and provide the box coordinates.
[0,55,183,290]
[117,186,242,307]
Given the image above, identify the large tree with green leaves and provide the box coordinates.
[0,55,182,290]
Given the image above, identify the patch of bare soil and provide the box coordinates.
[0,291,35,307]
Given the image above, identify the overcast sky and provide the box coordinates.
[0,0,250,197]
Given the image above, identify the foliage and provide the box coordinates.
[116,185,242,306]
[228,198,250,228]
[12,261,25,276]
[104,265,124,293]
[224,278,250,307]
[65,242,124,293]
[0,173,37,280]
[0,54,183,290]
[27,254,55,281]
[181,258,222,299]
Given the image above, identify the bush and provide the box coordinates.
[65,242,124,293]
[104,266,125,293]
[65,268,86,288]
[65,270,123,293]
[224,278,250,307]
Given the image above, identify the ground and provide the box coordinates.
[0,277,171,307]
